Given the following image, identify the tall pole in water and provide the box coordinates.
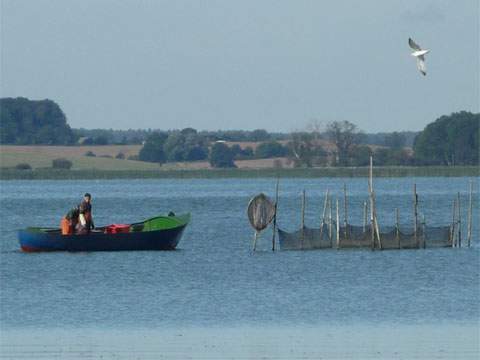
[369,156,375,250]
[362,201,367,233]
[467,181,473,247]
[451,198,457,247]
[457,192,462,248]
[301,189,306,249]
[343,183,348,240]
[336,198,340,249]
[413,184,417,247]
[328,196,333,246]
[396,208,400,249]
[271,178,280,251]
[320,189,329,243]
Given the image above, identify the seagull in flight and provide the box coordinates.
[409,38,430,76]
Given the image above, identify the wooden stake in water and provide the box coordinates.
[450,199,457,247]
[413,184,418,248]
[319,189,329,243]
[271,178,280,252]
[336,198,340,249]
[253,231,258,252]
[396,208,400,249]
[369,156,375,250]
[457,192,462,248]
[467,181,473,247]
[328,196,333,247]
[363,201,367,233]
[343,183,348,239]
[373,200,382,250]
[301,189,306,249]
[422,214,426,249]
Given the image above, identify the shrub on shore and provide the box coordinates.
[15,163,32,170]
[52,158,72,169]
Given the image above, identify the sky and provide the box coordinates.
[1,0,478,132]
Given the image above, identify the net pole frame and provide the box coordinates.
[414,183,418,248]
[336,198,340,249]
[422,214,426,249]
[451,198,457,247]
[396,208,400,249]
[457,192,462,248]
[363,201,367,233]
[369,156,375,250]
[319,189,329,243]
[343,183,348,239]
[271,178,280,252]
[467,181,472,247]
[301,189,306,250]
[328,196,333,247]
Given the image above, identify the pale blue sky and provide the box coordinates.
[1,0,478,132]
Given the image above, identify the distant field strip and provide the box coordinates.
[1,166,478,180]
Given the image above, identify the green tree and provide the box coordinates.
[413,111,479,165]
[139,132,168,163]
[384,132,406,149]
[350,145,372,166]
[255,141,288,158]
[250,129,270,141]
[209,142,236,168]
[0,97,76,144]
[163,129,208,162]
[326,120,362,166]
[288,132,327,167]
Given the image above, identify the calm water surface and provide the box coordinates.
[0,177,478,331]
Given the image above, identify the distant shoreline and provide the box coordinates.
[0,166,478,180]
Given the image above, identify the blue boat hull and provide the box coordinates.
[18,224,188,252]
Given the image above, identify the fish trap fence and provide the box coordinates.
[278,223,452,250]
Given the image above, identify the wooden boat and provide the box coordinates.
[18,213,190,252]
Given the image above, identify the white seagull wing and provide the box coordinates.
[416,55,426,76]
[409,38,422,51]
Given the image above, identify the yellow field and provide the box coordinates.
[0,145,160,171]
[0,145,292,170]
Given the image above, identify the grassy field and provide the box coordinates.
[0,145,290,171]
[1,166,478,180]
[1,145,478,179]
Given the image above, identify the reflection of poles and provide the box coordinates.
[320,189,329,243]
[336,198,340,249]
[301,190,306,249]
[467,181,473,248]
[457,192,462,248]
[271,178,280,251]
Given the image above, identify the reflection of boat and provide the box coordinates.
[18,214,191,252]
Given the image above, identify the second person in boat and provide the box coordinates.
[76,193,95,234]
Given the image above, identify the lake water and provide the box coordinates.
[0,177,479,358]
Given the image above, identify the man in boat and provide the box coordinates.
[61,207,80,235]
[76,193,95,234]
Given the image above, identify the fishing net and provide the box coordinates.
[247,193,275,232]
[278,223,452,250]
[278,224,332,250]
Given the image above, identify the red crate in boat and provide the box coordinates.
[105,224,130,234]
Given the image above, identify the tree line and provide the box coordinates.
[1,97,477,167]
